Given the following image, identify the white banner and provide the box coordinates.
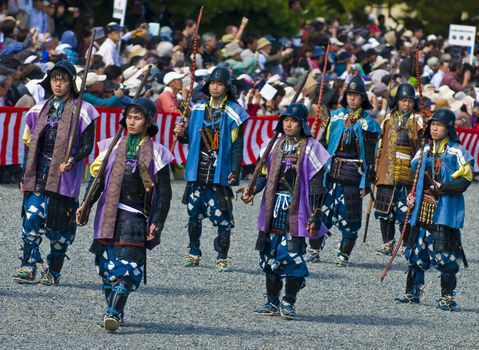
[449,24,476,65]
[449,24,476,47]
[112,0,127,22]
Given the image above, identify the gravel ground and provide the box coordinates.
[0,180,478,349]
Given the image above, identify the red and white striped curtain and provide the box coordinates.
[2,107,479,171]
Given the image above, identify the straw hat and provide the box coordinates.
[384,31,396,46]
[257,37,272,50]
[128,45,147,60]
[371,56,389,70]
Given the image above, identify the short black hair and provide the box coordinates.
[92,60,106,70]
[104,65,122,80]
[50,68,71,81]
[243,34,258,46]
[172,31,184,46]
[130,56,144,66]
[125,105,146,118]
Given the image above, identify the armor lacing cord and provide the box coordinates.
[273,193,290,218]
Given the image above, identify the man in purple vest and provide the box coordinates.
[15,60,99,285]
[242,103,330,320]
[76,97,174,332]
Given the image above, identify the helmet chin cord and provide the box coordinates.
[209,95,227,109]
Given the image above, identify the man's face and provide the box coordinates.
[330,44,339,53]
[430,120,448,141]
[179,37,188,49]
[45,5,55,15]
[109,31,121,43]
[126,108,149,136]
[12,67,23,81]
[94,66,105,75]
[92,81,104,94]
[398,97,414,114]
[169,79,182,91]
[0,77,11,97]
[50,73,71,99]
[273,94,283,106]
[185,24,196,36]
[112,75,123,84]
[209,81,226,98]
[262,44,272,54]
[33,0,42,10]
[347,92,363,110]
[282,116,301,137]
[205,38,217,51]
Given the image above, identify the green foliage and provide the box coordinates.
[305,0,370,24]
[164,0,301,37]
[400,0,479,35]
[92,0,479,38]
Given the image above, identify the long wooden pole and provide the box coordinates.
[63,29,96,163]
[311,43,330,137]
[170,6,204,153]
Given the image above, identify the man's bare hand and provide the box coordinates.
[60,158,74,172]
[173,123,185,137]
[307,221,315,237]
[75,204,90,226]
[146,224,157,241]
[241,188,255,204]
[406,193,416,208]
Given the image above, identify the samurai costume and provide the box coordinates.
[253,103,330,320]
[178,67,249,272]
[397,109,473,311]
[82,98,174,331]
[15,60,99,285]
[374,83,423,255]
[319,75,381,266]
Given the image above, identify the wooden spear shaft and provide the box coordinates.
[311,43,330,137]
[170,5,204,153]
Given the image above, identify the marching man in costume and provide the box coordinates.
[15,60,99,285]
[242,103,330,320]
[310,75,381,266]
[174,67,249,272]
[76,97,174,332]
[374,83,423,255]
[396,109,473,311]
